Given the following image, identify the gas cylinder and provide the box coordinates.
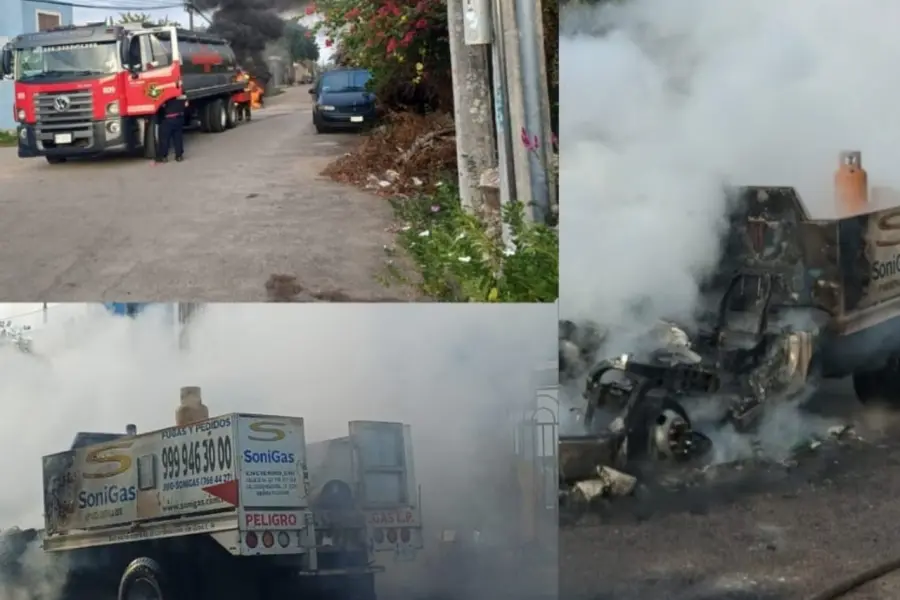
[835,150,868,213]
[176,386,209,427]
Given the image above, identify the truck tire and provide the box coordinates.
[854,361,900,408]
[225,99,237,129]
[198,103,212,133]
[210,100,227,133]
[142,116,158,159]
[118,557,174,600]
[311,574,375,600]
[346,574,376,600]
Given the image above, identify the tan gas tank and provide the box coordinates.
[176,386,209,427]
[835,150,868,213]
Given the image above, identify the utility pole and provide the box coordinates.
[447,0,497,214]
[177,303,200,350]
[185,3,194,30]
[497,0,553,223]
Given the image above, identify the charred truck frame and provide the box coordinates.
[560,151,900,477]
[0,386,424,600]
[0,23,251,164]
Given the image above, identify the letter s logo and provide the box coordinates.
[83,442,133,479]
[876,211,900,248]
[248,421,286,442]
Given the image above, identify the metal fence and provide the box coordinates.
[515,375,559,550]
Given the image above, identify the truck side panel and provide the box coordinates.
[839,206,900,314]
[235,414,309,509]
[234,414,316,557]
[43,415,239,534]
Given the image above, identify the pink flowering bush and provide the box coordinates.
[308,0,452,110]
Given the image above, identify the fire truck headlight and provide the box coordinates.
[106,121,121,135]
[318,104,336,112]
[16,108,25,121]
[106,101,120,116]
[18,127,27,140]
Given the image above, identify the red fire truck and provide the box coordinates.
[0,23,252,164]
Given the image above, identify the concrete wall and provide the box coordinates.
[0,1,74,131]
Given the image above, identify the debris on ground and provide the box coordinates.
[263,274,406,302]
[571,467,638,502]
[323,112,457,196]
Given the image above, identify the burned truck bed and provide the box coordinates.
[560,153,900,496]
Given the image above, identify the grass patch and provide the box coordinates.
[382,184,558,302]
[0,130,17,147]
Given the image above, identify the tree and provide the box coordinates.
[117,12,182,28]
[283,20,320,63]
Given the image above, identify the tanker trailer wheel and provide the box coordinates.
[198,103,212,133]
[118,558,176,600]
[210,100,227,133]
[224,99,237,129]
[854,361,900,408]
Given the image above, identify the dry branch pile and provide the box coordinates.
[322,111,457,195]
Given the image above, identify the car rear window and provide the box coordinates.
[320,70,371,93]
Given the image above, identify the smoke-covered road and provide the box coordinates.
[0,87,409,301]
[561,382,900,600]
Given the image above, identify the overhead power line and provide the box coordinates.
[37,0,186,10]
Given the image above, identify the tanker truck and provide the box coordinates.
[0,23,251,164]
[559,151,900,474]
[306,423,424,566]
[0,386,423,600]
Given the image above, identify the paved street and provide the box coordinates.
[0,88,411,301]
[561,381,900,600]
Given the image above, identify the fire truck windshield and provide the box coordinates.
[15,42,119,81]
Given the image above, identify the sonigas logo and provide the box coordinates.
[83,442,133,479]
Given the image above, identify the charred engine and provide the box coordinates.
[561,271,822,472]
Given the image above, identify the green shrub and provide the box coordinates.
[0,131,17,147]
[383,184,558,302]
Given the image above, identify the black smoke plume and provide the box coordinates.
[191,0,302,85]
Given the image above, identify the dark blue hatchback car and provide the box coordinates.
[310,68,377,133]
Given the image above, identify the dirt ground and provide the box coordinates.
[560,380,900,600]
[0,87,416,301]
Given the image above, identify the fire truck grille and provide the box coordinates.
[34,91,94,148]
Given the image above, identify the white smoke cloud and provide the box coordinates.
[0,304,557,599]
[560,0,900,327]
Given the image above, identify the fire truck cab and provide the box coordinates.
[0,23,247,164]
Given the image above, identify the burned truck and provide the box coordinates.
[0,386,423,600]
[560,151,900,482]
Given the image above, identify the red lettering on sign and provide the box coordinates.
[245,512,298,528]
[368,510,415,525]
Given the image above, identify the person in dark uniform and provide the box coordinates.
[155,94,188,164]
